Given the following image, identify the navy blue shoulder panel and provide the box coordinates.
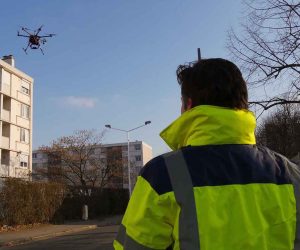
[182,145,293,187]
[140,145,293,196]
[140,155,172,195]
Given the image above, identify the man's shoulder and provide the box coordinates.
[257,145,294,166]
[139,152,175,195]
[258,146,300,183]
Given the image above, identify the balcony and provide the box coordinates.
[1,109,10,122]
[1,83,10,95]
[17,91,30,105]
[1,136,10,149]
[17,116,30,128]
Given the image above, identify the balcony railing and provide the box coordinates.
[1,109,10,121]
[1,136,10,149]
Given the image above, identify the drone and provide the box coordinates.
[17,25,55,55]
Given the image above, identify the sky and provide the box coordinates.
[0,0,244,156]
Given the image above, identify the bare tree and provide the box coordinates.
[256,104,300,158]
[36,130,123,191]
[228,0,300,115]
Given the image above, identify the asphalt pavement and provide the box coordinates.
[0,225,119,250]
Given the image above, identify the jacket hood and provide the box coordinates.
[160,105,256,151]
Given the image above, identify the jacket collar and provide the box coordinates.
[160,105,256,151]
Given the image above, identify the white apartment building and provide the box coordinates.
[101,141,153,189]
[0,56,33,180]
[32,141,152,189]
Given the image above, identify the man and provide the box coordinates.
[113,58,300,249]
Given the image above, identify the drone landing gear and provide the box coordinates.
[23,42,30,54]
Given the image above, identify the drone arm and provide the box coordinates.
[17,34,30,37]
[20,28,32,35]
[39,34,55,38]
[35,25,44,36]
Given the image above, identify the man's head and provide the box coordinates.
[176,58,248,113]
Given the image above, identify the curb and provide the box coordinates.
[0,225,98,248]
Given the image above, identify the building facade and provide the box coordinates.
[0,56,33,180]
[32,141,152,190]
[102,141,153,189]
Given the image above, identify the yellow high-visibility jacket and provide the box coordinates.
[114,105,300,250]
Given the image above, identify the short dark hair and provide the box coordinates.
[176,58,248,109]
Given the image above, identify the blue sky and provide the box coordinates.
[0,0,244,156]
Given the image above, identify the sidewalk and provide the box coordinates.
[0,215,122,248]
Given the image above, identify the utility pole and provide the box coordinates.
[197,48,201,61]
[105,121,151,197]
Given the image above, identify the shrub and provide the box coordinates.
[0,178,129,225]
[58,188,129,219]
[0,178,66,226]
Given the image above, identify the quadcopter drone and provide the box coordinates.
[17,25,55,55]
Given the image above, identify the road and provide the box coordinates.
[1,225,119,250]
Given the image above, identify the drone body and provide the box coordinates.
[17,25,55,55]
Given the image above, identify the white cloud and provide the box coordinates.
[61,96,98,108]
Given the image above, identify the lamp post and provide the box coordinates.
[105,121,151,196]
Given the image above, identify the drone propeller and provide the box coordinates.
[20,26,32,31]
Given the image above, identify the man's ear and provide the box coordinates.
[181,96,193,114]
[186,98,193,110]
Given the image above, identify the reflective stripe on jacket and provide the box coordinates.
[114,105,298,250]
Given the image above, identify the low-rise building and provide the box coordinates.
[32,141,152,190]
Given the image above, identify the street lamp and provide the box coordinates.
[105,121,151,196]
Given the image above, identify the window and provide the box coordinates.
[89,148,97,155]
[40,153,47,159]
[135,155,142,161]
[21,80,30,95]
[33,153,37,158]
[21,104,30,119]
[20,154,29,168]
[135,144,141,150]
[21,86,29,95]
[20,128,29,143]
[20,161,28,167]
